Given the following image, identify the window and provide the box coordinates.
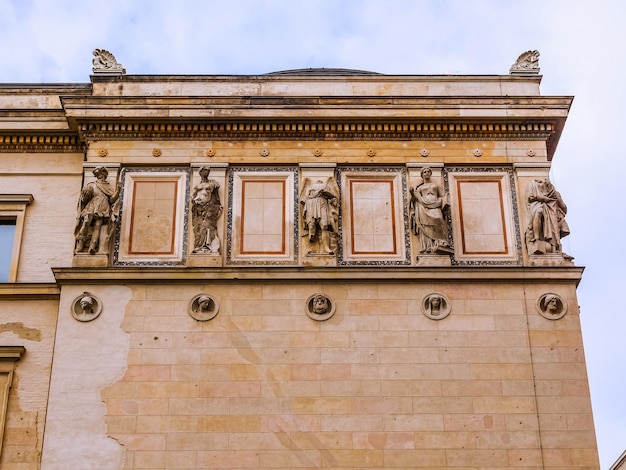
[0,195,33,282]
[0,346,25,460]
[0,220,16,282]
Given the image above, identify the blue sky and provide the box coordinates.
[1,0,625,467]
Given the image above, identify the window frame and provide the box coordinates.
[0,195,33,282]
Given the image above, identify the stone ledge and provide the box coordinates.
[52,266,584,285]
[0,346,26,361]
[0,283,60,299]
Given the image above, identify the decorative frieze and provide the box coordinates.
[66,162,580,269]
[0,134,84,153]
[75,121,556,142]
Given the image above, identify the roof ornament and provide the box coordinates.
[509,50,540,75]
[92,49,126,75]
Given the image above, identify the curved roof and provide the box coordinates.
[264,67,382,76]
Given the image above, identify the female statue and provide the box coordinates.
[410,167,452,254]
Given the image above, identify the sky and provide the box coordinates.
[1,0,624,466]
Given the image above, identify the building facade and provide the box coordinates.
[0,50,600,469]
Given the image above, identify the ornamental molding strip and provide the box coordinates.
[75,121,556,142]
[0,134,85,153]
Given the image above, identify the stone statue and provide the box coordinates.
[428,295,443,316]
[542,294,560,314]
[79,295,95,315]
[409,167,452,255]
[510,50,540,74]
[92,49,126,74]
[195,295,213,314]
[74,167,120,255]
[191,167,222,254]
[300,177,339,255]
[311,294,330,315]
[525,178,570,255]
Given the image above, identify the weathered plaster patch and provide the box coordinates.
[41,285,132,470]
[0,322,41,341]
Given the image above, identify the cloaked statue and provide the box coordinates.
[409,167,453,255]
[300,177,339,256]
[191,167,223,254]
[74,167,121,255]
[525,177,570,256]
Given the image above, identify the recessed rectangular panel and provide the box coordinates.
[448,170,519,264]
[129,181,178,255]
[350,180,396,255]
[240,180,286,254]
[457,180,507,255]
[228,169,296,264]
[116,170,188,265]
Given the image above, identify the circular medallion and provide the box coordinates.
[188,294,220,321]
[305,294,336,321]
[421,293,451,320]
[537,293,567,320]
[71,292,103,322]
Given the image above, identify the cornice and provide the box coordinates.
[0,194,34,204]
[0,283,60,299]
[0,346,26,361]
[52,266,584,286]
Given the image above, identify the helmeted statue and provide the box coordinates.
[74,167,120,255]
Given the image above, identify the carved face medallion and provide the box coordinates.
[305,294,336,321]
